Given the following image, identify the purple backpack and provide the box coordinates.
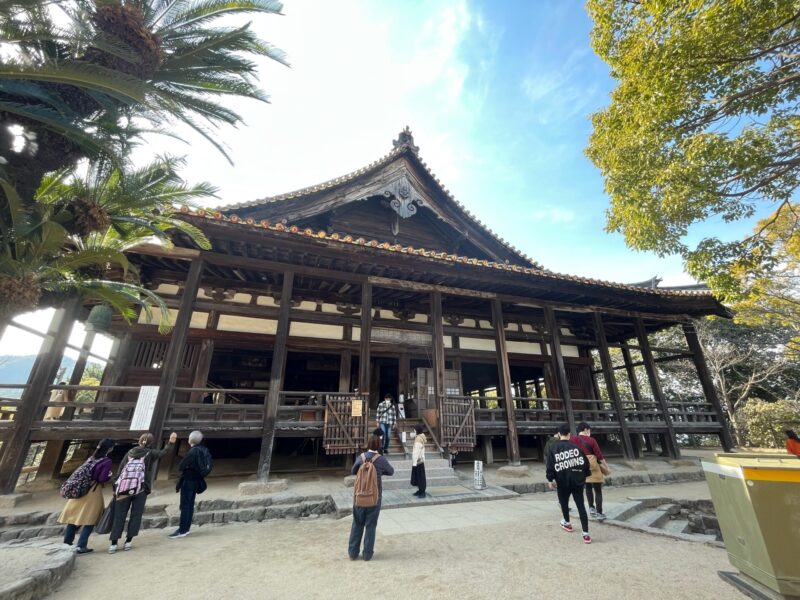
[60,458,99,499]
[91,457,113,484]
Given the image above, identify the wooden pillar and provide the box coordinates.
[544,307,575,433]
[620,345,644,405]
[430,291,445,436]
[256,271,294,481]
[0,299,81,494]
[59,329,96,422]
[634,317,680,458]
[338,350,352,393]
[36,440,70,480]
[150,258,204,441]
[682,322,735,451]
[593,313,635,459]
[358,283,372,401]
[398,352,410,400]
[492,298,520,465]
[190,339,215,402]
[98,333,133,402]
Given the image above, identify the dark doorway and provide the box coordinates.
[371,357,399,408]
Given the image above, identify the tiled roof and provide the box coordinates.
[220,129,539,268]
[178,206,718,300]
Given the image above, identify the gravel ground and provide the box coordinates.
[50,487,739,600]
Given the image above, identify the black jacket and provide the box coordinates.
[179,445,205,481]
[546,439,591,488]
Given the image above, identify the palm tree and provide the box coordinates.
[1,0,287,204]
[0,156,214,328]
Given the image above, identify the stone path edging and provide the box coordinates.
[0,539,75,600]
[0,494,336,544]
[498,468,705,494]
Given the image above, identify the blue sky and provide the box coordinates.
[132,0,768,285]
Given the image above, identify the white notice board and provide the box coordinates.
[130,386,159,430]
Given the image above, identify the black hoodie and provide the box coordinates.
[546,439,591,488]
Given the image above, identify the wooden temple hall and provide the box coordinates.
[0,129,735,492]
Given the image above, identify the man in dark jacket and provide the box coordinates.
[169,430,210,539]
[546,423,592,544]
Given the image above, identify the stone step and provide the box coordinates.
[627,508,666,529]
[387,457,448,469]
[661,518,689,534]
[382,475,462,490]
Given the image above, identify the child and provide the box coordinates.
[411,423,427,498]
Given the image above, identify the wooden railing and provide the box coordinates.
[2,380,721,438]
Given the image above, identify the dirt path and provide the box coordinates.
[50,491,738,600]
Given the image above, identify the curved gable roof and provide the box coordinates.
[221,128,540,268]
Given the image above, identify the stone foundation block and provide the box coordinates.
[0,493,32,509]
[343,475,356,488]
[497,465,530,478]
[621,461,647,470]
[238,479,288,496]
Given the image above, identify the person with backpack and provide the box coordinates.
[348,435,394,561]
[108,431,177,553]
[571,422,609,520]
[169,430,212,539]
[58,438,115,554]
[546,423,592,544]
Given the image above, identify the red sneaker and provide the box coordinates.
[560,520,573,533]
[583,533,592,544]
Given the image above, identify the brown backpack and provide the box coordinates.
[353,453,380,507]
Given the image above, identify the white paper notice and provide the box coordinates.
[130,386,159,430]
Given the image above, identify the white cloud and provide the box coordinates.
[131,0,496,208]
[531,205,577,224]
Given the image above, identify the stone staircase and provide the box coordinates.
[604,497,723,546]
[369,418,461,491]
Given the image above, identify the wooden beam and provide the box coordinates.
[0,299,81,494]
[369,276,495,300]
[634,317,680,458]
[492,299,520,465]
[128,243,201,261]
[358,282,372,399]
[150,258,204,440]
[593,313,634,459]
[682,322,735,451]
[257,271,294,481]
[544,306,575,433]
[431,291,446,432]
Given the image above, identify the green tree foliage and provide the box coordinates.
[586,0,800,302]
[1,0,288,203]
[0,156,213,325]
[739,399,800,448]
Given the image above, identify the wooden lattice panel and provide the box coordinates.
[323,394,369,455]
[441,396,476,452]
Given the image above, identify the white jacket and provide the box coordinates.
[412,434,426,466]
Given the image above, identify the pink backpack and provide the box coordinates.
[116,456,146,496]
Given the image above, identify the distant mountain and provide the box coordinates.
[0,355,77,398]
